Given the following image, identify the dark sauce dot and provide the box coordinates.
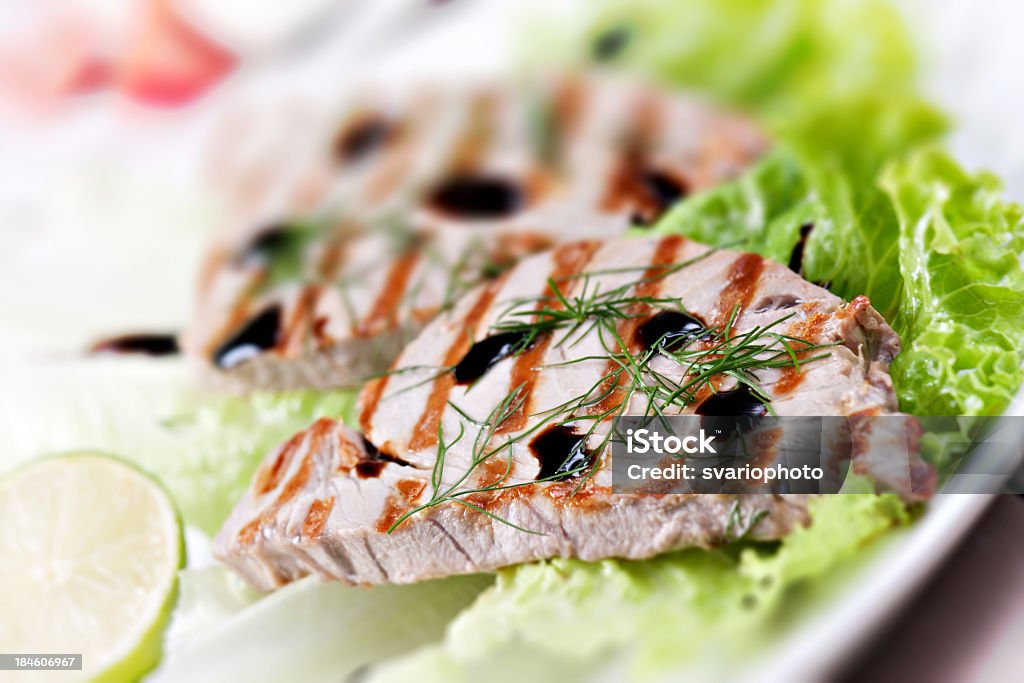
[355,460,386,479]
[695,386,768,417]
[636,311,706,352]
[530,425,593,480]
[787,223,814,274]
[592,25,631,62]
[213,306,281,369]
[629,169,689,227]
[642,170,687,210]
[90,333,179,357]
[333,116,392,164]
[353,437,414,479]
[427,176,524,220]
[452,331,530,384]
[696,386,768,441]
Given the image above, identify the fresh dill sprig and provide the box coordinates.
[385,253,838,532]
[723,499,769,542]
[386,383,591,534]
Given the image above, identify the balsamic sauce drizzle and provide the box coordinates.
[452,331,531,384]
[695,385,768,417]
[636,310,706,352]
[530,424,593,480]
[90,333,179,357]
[427,176,524,220]
[787,223,814,274]
[213,306,282,369]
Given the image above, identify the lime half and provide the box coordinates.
[0,453,183,681]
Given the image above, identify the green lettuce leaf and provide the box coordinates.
[591,1,1023,419]
[656,146,1024,419]
[882,150,1024,416]
[537,0,946,165]
[367,495,909,683]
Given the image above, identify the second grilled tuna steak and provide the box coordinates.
[215,236,933,589]
[187,75,768,393]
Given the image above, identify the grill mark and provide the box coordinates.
[482,480,536,511]
[548,76,586,167]
[408,279,505,451]
[775,312,830,395]
[373,479,427,534]
[197,247,229,297]
[600,93,667,215]
[255,430,307,495]
[397,478,427,501]
[302,497,335,539]
[499,241,601,434]
[239,419,333,547]
[355,250,420,337]
[374,497,405,535]
[715,253,765,329]
[311,314,332,348]
[204,283,254,357]
[449,90,498,173]
[364,131,414,202]
[316,228,349,281]
[237,517,262,546]
[775,362,805,396]
[203,244,272,356]
[282,285,320,356]
[275,430,325,506]
[631,92,664,151]
[465,457,511,506]
[281,291,309,344]
[589,235,687,416]
[272,421,330,505]
[336,429,365,471]
[359,376,389,434]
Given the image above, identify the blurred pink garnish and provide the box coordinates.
[117,0,236,107]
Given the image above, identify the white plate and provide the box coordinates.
[1,2,1020,681]
[753,493,996,682]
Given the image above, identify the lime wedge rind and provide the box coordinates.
[0,452,184,682]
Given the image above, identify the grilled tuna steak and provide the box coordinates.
[215,236,933,589]
[186,75,769,392]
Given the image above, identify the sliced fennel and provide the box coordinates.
[149,569,493,683]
